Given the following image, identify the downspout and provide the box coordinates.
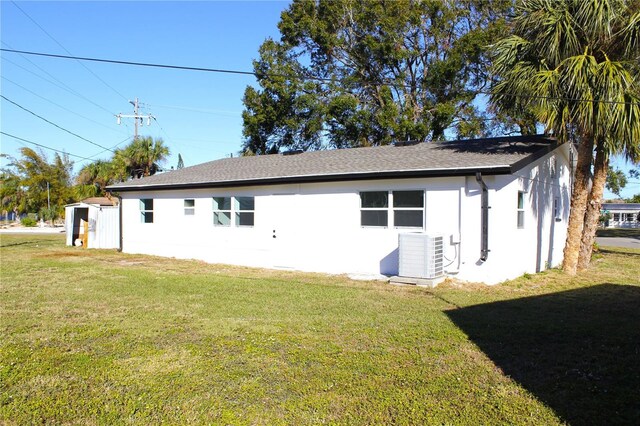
[475,172,489,262]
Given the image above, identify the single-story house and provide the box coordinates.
[601,203,640,228]
[65,197,120,249]
[106,135,573,285]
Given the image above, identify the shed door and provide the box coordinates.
[266,194,300,269]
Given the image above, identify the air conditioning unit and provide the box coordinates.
[398,233,444,279]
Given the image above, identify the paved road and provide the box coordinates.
[595,237,640,249]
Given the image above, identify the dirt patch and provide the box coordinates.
[117,260,145,266]
[36,251,83,258]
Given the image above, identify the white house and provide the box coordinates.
[601,203,640,229]
[107,135,573,285]
[64,197,120,249]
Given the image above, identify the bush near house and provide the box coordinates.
[1,234,638,425]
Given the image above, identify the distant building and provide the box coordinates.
[601,203,640,229]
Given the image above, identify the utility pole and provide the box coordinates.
[116,98,154,140]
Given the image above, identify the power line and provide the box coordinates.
[2,76,128,135]
[0,48,259,78]
[1,95,116,153]
[10,1,128,102]
[82,136,132,162]
[1,131,95,161]
[2,48,639,107]
[1,50,118,116]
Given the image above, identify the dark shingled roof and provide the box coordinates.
[107,135,557,192]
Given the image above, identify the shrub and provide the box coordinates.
[21,217,37,227]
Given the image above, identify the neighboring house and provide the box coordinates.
[65,197,120,249]
[601,203,640,229]
[106,135,573,285]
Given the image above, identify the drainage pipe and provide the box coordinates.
[475,172,489,262]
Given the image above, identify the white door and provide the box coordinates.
[265,194,300,269]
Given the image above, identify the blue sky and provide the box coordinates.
[1,1,286,169]
[1,0,638,199]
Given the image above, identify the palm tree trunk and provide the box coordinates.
[577,141,608,271]
[562,134,594,275]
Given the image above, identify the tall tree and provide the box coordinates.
[113,137,170,179]
[605,168,629,198]
[0,148,74,219]
[242,0,515,154]
[74,160,117,198]
[490,0,640,274]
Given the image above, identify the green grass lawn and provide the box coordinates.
[1,234,639,425]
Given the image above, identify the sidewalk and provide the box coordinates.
[0,226,65,234]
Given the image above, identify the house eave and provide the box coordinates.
[107,165,516,192]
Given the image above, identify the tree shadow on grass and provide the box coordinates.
[446,284,640,425]
[0,239,49,248]
[598,248,640,257]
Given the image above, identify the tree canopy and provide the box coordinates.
[242,0,515,154]
[1,148,74,220]
[490,0,640,273]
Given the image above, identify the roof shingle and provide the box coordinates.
[107,135,557,191]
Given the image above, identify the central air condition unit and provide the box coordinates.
[398,233,444,279]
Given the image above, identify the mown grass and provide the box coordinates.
[1,234,638,425]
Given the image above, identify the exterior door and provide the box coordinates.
[266,194,300,269]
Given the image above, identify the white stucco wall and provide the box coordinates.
[119,145,572,284]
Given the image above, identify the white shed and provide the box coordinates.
[107,135,574,285]
[65,197,120,249]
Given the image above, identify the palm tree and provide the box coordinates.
[490,0,640,275]
[114,137,170,179]
[75,160,116,198]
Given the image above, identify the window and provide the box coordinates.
[613,213,620,221]
[360,190,424,228]
[184,199,195,216]
[517,191,525,229]
[360,191,388,227]
[553,197,560,220]
[213,197,231,226]
[235,197,254,226]
[393,190,424,227]
[140,199,153,223]
[213,196,254,227]
[626,213,634,222]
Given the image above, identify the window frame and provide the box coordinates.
[517,191,525,229]
[140,198,154,224]
[212,196,255,228]
[359,190,424,229]
[213,196,232,227]
[360,191,389,228]
[234,196,255,227]
[392,190,425,229]
[184,199,195,216]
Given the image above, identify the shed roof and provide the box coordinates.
[65,197,118,208]
[107,135,558,192]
